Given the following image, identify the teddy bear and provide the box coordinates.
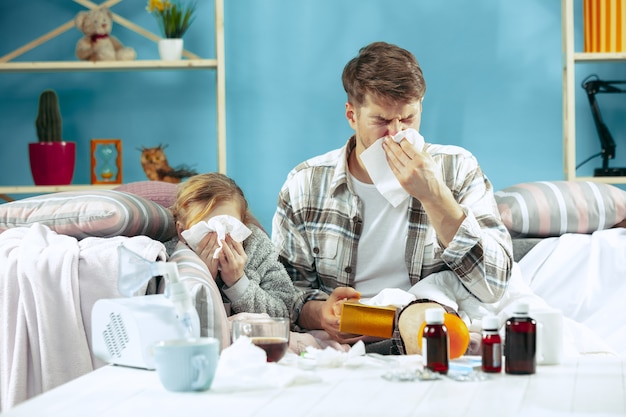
[74,8,136,61]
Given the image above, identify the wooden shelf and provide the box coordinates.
[572,52,626,62]
[562,0,626,183]
[0,0,226,197]
[0,185,119,194]
[0,184,121,202]
[0,59,218,73]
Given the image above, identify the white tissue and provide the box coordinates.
[211,337,321,392]
[360,128,425,207]
[363,288,417,308]
[181,214,252,258]
[302,340,367,368]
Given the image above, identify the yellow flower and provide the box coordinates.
[146,0,195,39]
[146,0,165,13]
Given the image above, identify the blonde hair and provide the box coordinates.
[171,172,251,230]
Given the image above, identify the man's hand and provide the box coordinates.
[382,136,440,203]
[298,286,363,344]
[382,137,465,247]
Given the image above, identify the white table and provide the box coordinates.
[3,354,625,417]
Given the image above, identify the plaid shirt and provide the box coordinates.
[271,136,513,327]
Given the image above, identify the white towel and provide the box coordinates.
[181,215,252,258]
[360,128,425,207]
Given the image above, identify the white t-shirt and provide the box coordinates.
[350,174,411,299]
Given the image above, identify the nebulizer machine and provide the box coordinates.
[91,245,200,370]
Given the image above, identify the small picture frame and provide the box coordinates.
[90,139,122,184]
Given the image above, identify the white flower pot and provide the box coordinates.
[158,38,183,60]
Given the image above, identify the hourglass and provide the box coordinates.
[91,139,122,184]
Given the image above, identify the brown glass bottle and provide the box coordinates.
[422,308,449,374]
[481,315,502,373]
[504,303,536,375]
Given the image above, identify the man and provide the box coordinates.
[271,41,513,354]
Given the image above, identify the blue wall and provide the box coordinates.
[1,1,625,230]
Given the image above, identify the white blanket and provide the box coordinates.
[519,228,626,356]
[400,229,626,358]
[0,224,167,412]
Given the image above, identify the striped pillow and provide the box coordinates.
[0,190,175,241]
[168,241,230,351]
[113,181,178,208]
[495,181,626,237]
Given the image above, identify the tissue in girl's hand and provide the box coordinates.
[360,128,425,207]
[181,215,252,258]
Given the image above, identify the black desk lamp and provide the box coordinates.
[581,74,626,176]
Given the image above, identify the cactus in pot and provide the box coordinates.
[35,89,63,142]
[29,89,76,185]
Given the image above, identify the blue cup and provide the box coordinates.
[152,337,219,392]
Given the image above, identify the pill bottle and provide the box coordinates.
[481,315,502,373]
[422,308,449,374]
[504,302,536,375]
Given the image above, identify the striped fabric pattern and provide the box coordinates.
[113,181,178,208]
[168,242,230,351]
[0,190,176,241]
[495,181,626,237]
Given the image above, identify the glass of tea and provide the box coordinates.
[231,317,290,362]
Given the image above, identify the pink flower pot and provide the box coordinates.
[28,142,76,185]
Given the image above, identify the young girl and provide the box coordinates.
[170,172,301,323]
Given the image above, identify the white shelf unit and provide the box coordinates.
[562,0,626,184]
[0,0,226,201]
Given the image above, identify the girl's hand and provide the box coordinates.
[194,231,221,280]
[216,234,247,287]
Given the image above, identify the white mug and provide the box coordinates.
[532,308,564,365]
[152,337,220,392]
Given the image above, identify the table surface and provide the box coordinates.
[4,353,625,417]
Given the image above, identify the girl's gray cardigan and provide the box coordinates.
[218,225,302,325]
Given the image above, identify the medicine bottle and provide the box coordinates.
[422,308,449,374]
[481,315,502,373]
[504,302,536,375]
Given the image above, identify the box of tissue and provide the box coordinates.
[339,302,398,338]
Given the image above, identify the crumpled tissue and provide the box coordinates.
[360,128,425,207]
[363,288,417,308]
[181,214,252,258]
[301,340,367,368]
[210,336,321,392]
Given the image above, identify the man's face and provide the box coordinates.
[346,94,423,156]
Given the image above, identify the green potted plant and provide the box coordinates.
[146,0,196,60]
[28,89,76,185]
